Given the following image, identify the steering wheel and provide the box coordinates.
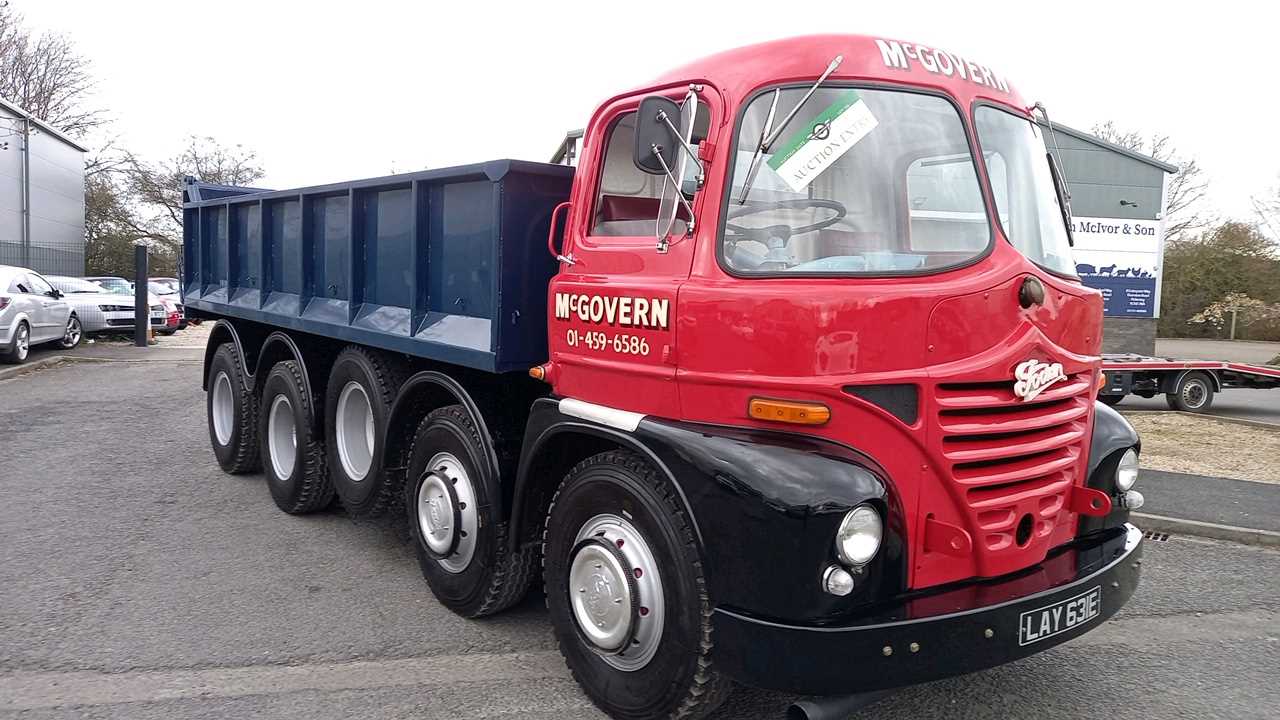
[724,198,848,243]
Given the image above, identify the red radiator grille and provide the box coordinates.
[935,372,1092,564]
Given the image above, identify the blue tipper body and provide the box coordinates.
[181,160,575,373]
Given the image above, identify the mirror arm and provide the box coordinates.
[651,143,697,253]
[655,109,704,187]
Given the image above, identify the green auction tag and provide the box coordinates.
[767,91,878,192]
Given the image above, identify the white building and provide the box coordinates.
[0,98,87,276]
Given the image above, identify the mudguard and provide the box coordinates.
[514,398,907,623]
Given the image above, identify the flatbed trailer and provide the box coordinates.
[1100,354,1280,412]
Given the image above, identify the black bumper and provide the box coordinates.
[712,523,1143,696]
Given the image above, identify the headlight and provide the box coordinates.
[1116,448,1139,492]
[835,504,882,566]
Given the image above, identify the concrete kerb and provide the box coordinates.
[0,354,195,382]
[1134,512,1280,548]
[1121,408,1280,431]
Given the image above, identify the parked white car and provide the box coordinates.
[1,265,82,363]
[46,276,169,335]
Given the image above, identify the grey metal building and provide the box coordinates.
[0,98,87,276]
[1047,122,1177,356]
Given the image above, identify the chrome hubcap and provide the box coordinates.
[569,514,664,671]
[416,452,478,573]
[15,326,28,359]
[211,371,234,446]
[335,381,375,480]
[267,394,297,479]
[1183,381,1207,408]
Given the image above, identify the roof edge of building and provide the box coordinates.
[0,96,89,153]
[1035,119,1179,174]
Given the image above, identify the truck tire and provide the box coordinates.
[1166,371,1215,413]
[542,450,730,720]
[324,346,405,516]
[1098,393,1123,407]
[404,405,535,617]
[260,360,334,514]
[207,342,261,474]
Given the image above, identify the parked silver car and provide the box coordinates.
[46,276,169,335]
[1,265,82,363]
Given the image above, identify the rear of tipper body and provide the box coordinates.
[185,34,1143,720]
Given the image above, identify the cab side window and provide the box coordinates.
[591,103,708,238]
[9,277,31,293]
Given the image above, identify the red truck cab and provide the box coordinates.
[532,33,1143,714]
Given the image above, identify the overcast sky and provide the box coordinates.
[19,0,1278,224]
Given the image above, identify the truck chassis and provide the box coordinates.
[1100,354,1280,412]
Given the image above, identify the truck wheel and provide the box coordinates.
[1166,371,1215,413]
[542,451,730,720]
[324,346,405,516]
[260,360,334,514]
[207,342,261,474]
[1098,393,1123,407]
[404,405,535,617]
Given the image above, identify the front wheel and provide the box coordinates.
[543,451,730,720]
[1166,371,1214,413]
[59,314,82,349]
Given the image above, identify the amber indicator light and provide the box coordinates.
[748,398,831,425]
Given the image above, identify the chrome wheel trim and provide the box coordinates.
[63,316,81,347]
[416,452,478,573]
[1183,379,1208,409]
[335,381,374,481]
[571,513,665,671]
[267,394,297,480]
[15,324,28,361]
[210,371,234,446]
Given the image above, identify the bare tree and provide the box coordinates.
[1253,176,1280,242]
[0,4,104,137]
[1090,121,1210,241]
[123,135,266,252]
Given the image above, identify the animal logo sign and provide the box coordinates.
[1069,215,1165,319]
[1013,359,1067,402]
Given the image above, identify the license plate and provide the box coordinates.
[1018,586,1102,646]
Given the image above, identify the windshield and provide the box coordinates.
[974,106,1076,276]
[51,277,108,294]
[723,86,988,274]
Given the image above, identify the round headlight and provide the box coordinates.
[1116,448,1139,492]
[835,504,882,566]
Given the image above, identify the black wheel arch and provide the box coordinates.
[253,331,320,427]
[380,371,503,510]
[511,397,907,624]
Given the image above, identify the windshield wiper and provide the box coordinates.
[1033,102,1075,247]
[736,55,843,204]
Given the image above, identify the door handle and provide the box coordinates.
[546,201,575,266]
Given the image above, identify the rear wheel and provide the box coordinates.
[405,405,535,617]
[206,342,260,474]
[324,346,405,516]
[260,360,334,514]
[2,321,29,364]
[543,451,730,720]
[1166,371,1214,413]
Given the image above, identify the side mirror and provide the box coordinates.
[633,95,682,175]
[47,289,63,299]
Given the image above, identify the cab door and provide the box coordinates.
[547,86,718,418]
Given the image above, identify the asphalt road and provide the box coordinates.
[1116,388,1280,425]
[2,360,1278,719]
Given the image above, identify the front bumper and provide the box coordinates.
[712,523,1142,696]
